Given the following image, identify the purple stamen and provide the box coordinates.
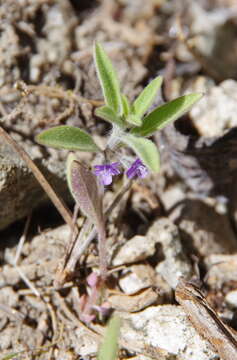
[126,158,148,179]
[94,162,120,185]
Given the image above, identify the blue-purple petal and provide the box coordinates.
[101,173,113,185]
[126,166,135,179]
[126,158,148,179]
[93,162,120,185]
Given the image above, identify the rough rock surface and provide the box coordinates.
[190,80,237,137]
[112,235,156,266]
[119,305,218,360]
[0,136,69,230]
[183,2,237,81]
[119,264,156,294]
[175,199,237,256]
[205,254,237,289]
[225,290,237,308]
[147,218,193,288]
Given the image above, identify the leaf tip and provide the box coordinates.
[35,132,44,144]
[191,92,204,100]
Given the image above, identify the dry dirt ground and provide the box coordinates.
[1,1,237,359]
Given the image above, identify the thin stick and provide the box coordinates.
[62,203,80,268]
[15,265,41,297]
[0,126,74,229]
[54,219,93,288]
[15,81,103,107]
[0,303,25,321]
[105,179,132,217]
[14,213,32,265]
[55,292,101,339]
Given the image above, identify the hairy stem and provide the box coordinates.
[97,219,107,280]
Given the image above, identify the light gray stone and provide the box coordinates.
[119,305,218,360]
[112,235,155,266]
[225,290,237,308]
[182,2,237,81]
[190,80,237,137]
[119,264,155,294]
[147,218,193,288]
[205,254,237,289]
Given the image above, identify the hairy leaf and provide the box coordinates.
[95,106,124,127]
[67,159,103,224]
[123,134,160,172]
[133,76,163,118]
[66,153,77,196]
[36,125,100,152]
[98,316,121,360]
[121,94,130,117]
[132,93,203,137]
[94,42,122,113]
[126,114,142,126]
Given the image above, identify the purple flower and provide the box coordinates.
[126,158,148,179]
[94,162,120,185]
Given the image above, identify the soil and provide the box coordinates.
[1,0,237,359]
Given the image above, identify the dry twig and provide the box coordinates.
[0,126,74,229]
[175,278,237,360]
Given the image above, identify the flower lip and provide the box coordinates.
[94,162,120,185]
[126,158,148,179]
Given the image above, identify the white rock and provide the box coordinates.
[147,218,193,288]
[205,254,237,289]
[225,290,237,308]
[119,264,155,294]
[113,218,193,289]
[120,305,217,360]
[74,327,98,357]
[161,185,186,212]
[112,235,155,266]
[128,356,153,360]
[190,80,237,137]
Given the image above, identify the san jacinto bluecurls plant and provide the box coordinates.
[35,42,202,280]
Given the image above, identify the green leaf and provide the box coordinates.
[133,75,163,118]
[36,125,100,152]
[95,106,124,127]
[126,113,142,126]
[132,93,203,137]
[122,134,160,172]
[98,316,121,360]
[94,42,122,113]
[121,94,130,117]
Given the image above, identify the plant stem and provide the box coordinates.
[56,179,132,286]
[107,125,124,150]
[97,219,107,280]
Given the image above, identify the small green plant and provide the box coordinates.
[35,42,202,281]
[98,315,120,360]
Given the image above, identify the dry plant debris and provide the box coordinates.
[1,0,237,359]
